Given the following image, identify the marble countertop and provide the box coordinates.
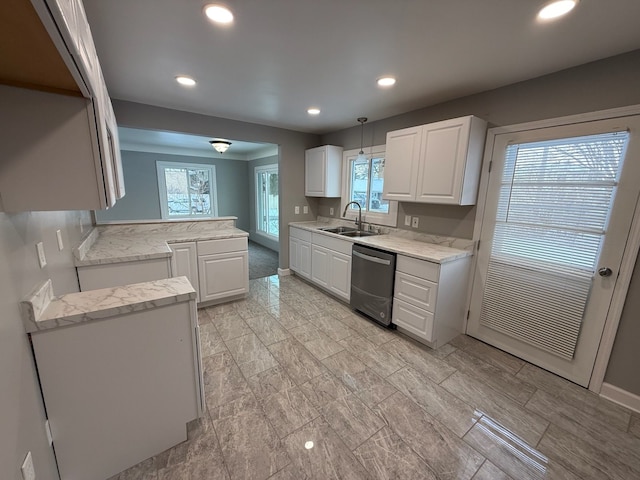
[21,277,197,333]
[289,221,473,264]
[75,223,248,266]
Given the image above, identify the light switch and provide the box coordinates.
[36,242,47,268]
[303,206,309,214]
[294,206,300,214]
[404,215,411,226]
[411,217,419,228]
[329,208,334,216]
[56,230,64,251]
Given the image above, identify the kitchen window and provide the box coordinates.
[156,161,218,219]
[341,146,398,227]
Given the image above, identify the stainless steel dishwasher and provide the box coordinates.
[350,244,396,326]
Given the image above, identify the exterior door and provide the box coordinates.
[468,115,640,387]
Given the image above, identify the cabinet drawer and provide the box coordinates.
[395,271,438,312]
[396,255,439,282]
[312,232,352,255]
[197,237,247,256]
[392,298,434,342]
[290,227,312,242]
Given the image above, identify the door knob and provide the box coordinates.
[598,267,613,277]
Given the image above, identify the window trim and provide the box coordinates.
[156,161,218,220]
[341,145,398,227]
[255,163,279,240]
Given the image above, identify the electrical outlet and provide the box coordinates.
[56,230,64,251]
[303,205,309,214]
[36,242,47,268]
[329,207,334,216]
[21,451,36,480]
[294,206,300,214]
[404,215,412,226]
[411,216,419,228]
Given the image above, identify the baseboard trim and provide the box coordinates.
[600,382,640,414]
[277,268,291,276]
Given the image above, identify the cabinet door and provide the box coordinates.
[198,251,249,302]
[289,237,299,273]
[299,241,312,279]
[382,126,422,201]
[328,250,351,301]
[170,242,199,302]
[415,117,471,204]
[311,245,330,287]
[305,147,327,196]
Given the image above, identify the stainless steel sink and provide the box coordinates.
[338,231,380,237]
[319,226,358,234]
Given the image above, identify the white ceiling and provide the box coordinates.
[118,127,278,161]
[83,0,640,134]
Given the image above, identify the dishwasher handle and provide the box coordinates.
[353,249,392,265]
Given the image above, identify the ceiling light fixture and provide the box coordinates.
[377,76,396,87]
[537,0,578,20]
[209,140,232,154]
[356,117,368,162]
[307,108,321,115]
[175,75,196,87]
[204,4,234,24]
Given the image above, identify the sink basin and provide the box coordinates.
[339,231,380,237]
[319,226,358,234]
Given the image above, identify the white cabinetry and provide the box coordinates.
[383,116,487,205]
[0,0,124,212]
[289,227,352,302]
[305,145,343,197]
[197,238,248,305]
[77,258,172,291]
[170,242,199,302]
[289,227,312,279]
[392,254,471,348]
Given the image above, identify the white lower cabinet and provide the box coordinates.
[392,254,471,348]
[289,227,352,302]
[197,238,248,305]
[170,242,199,302]
[289,227,312,279]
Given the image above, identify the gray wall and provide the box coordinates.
[320,49,640,397]
[1,210,92,480]
[247,155,280,252]
[111,100,321,269]
[95,151,251,231]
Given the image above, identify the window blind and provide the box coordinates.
[480,131,629,360]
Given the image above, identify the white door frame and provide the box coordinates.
[468,103,640,393]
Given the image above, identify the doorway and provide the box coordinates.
[250,163,279,279]
[468,115,640,387]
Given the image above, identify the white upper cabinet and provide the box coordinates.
[383,116,487,205]
[305,145,343,197]
[0,0,124,212]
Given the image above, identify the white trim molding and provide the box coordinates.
[277,268,291,276]
[600,382,640,414]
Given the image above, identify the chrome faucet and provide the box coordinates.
[343,201,363,231]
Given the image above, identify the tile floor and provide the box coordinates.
[111,274,640,480]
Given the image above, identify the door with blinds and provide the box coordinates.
[467,115,640,387]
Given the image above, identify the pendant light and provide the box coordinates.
[209,140,232,154]
[356,117,368,162]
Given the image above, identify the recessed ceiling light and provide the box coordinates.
[175,75,196,87]
[537,0,578,20]
[307,108,321,115]
[377,76,396,87]
[204,4,234,24]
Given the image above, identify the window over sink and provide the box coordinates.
[156,161,218,219]
[341,146,398,227]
